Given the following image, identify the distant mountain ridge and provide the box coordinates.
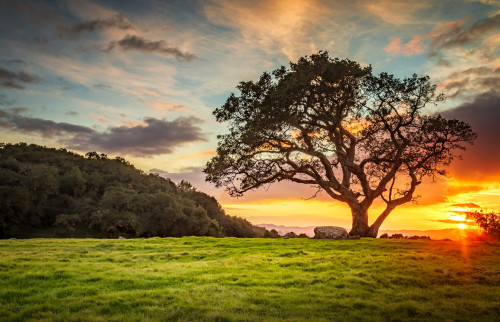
[258,224,465,240]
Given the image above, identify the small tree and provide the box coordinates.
[204,52,476,237]
[466,211,500,240]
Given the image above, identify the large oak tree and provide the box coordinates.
[204,52,477,237]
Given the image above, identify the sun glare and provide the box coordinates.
[448,214,466,222]
[457,223,467,229]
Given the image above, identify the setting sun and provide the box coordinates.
[457,223,467,229]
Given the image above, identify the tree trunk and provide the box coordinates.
[366,205,395,238]
[349,206,369,236]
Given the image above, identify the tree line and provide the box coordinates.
[0,143,280,239]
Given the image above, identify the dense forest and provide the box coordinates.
[0,143,280,239]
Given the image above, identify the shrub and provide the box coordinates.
[466,211,500,240]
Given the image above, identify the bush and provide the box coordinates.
[466,211,500,240]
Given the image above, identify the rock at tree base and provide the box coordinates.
[314,226,349,239]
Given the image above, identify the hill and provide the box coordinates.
[0,143,279,238]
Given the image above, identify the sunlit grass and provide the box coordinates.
[0,238,499,321]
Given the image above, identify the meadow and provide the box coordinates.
[0,237,499,321]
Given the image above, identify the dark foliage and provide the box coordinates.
[0,143,270,238]
[466,211,500,240]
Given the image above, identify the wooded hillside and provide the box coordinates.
[0,143,278,238]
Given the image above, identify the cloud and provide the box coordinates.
[71,117,207,156]
[203,0,330,61]
[427,15,500,67]
[433,219,466,224]
[429,15,500,50]
[93,83,112,89]
[138,88,161,97]
[0,66,41,89]
[450,203,481,208]
[363,0,428,25]
[60,14,134,38]
[147,101,191,112]
[89,113,109,124]
[3,0,70,29]
[438,66,500,98]
[174,150,216,160]
[442,91,500,181]
[384,35,426,56]
[65,110,79,116]
[106,35,198,61]
[0,108,207,156]
[0,107,93,137]
[447,184,484,196]
[7,59,29,67]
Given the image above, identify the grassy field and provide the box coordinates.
[0,237,499,321]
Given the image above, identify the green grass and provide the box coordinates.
[0,238,499,321]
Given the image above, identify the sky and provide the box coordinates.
[1,0,499,231]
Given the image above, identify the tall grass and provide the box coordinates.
[1,238,499,321]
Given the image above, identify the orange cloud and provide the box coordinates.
[138,88,161,97]
[174,149,216,160]
[89,113,109,124]
[123,88,140,96]
[122,120,148,127]
[148,101,191,112]
[384,35,425,56]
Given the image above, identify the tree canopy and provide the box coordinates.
[204,52,477,237]
[0,143,278,239]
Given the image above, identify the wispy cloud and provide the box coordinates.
[93,83,112,89]
[106,35,198,61]
[363,0,428,25]
[203,0,330,60]
[138,88,161,97]
[437,66,500,98]
[450,203,481,208]
[429,15,500,51]
[146,101,191,112]
[174,149,216,160]
[59,13,135,38]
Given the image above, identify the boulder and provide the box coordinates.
[314,226,349,239]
